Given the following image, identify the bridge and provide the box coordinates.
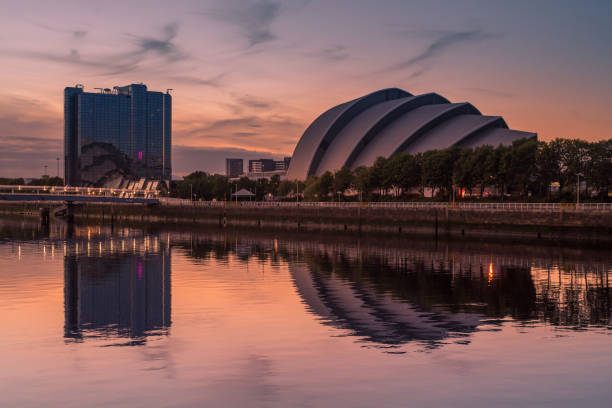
[0,185,160,205]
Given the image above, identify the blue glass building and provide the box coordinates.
[64,84,171,186]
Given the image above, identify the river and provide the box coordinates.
[0,217,610,407]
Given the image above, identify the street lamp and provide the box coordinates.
[577,173,584,205]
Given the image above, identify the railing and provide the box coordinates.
[0,185,159,199]
[158,198,612,212]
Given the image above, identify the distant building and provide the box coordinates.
[249,159,276,173]
[249,157,291,173]
[64,84,172,186]
[225,158,244,178]
[276,157,292,171]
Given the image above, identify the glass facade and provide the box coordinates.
[64,249,171,340]
[64,84,171,186]
[225,158,244,178]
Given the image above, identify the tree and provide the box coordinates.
[509,138,538,196]
[369,157,389,197]
[318,171,334,200]
[452,147,476,197]
[382,154,402,196]
[534,141,560,198]
[470,145,495,197]
[332,166,353,200]
[303,176,320,200]
[397,153,421,196]
[268,175,281,197]
[496,145,513,197]
[212,175,230,200]
[28,176,64,186]
[278,180,294,197]
[353,166,372,201]
[422,148,459,199]
[173,171,217,200]
[588,140,612,200]
[0,178,25,185]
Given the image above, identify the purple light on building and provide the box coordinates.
[138,262,143,280]
[138,151,143,160]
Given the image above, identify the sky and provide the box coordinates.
[0,0,610,178]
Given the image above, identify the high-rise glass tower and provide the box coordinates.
[64,84,171,186]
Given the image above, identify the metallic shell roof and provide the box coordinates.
[286,88,537,180]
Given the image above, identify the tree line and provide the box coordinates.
[170,138,612,202]
[0,176,64,186]
[171,171,302,201]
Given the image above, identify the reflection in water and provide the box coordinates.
[178,232,611,350]
[296,249,610,347]
[291,262,483,349]
[1,216,612,407]
[1,214,610,351]
[63,247,171,344]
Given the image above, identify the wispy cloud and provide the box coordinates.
[178,113,303,154]
[29,20,88,38]
[199,116,264,132]
[307,45,350,62]
[384,29,497,73]
[207,0,282,48]
[220,94,274,115]
[236,95,272,109]
[1,23,188,76]
[1,48,141,76]
[130,22,186,61]
[166,72,227,88]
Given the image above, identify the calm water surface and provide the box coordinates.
[0,217,611,407]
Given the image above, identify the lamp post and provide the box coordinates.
[190,183,193,201]
[576,173,584,205]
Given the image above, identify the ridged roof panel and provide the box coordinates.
[352,103,473,168]
[287,88,411,179]
[286,100,354,180]
[462,128,537,148]
[406,115,505,153]
[314,97,416,175]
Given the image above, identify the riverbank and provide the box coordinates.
[2,201,612,244]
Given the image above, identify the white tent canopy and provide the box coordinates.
[232,188,255,198]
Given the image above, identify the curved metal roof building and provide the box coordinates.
[287,88,537,180]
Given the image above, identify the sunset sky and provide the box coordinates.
[0,0,610,178]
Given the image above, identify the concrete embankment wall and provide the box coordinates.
[2,202,611,243]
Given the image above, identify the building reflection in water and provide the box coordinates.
[291,262,484,349]
[63,238,171,345]
[178,232,611,351]
[289,247,610,350]
[3,214,608,351]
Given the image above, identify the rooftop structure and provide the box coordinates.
[287,88,536,180]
